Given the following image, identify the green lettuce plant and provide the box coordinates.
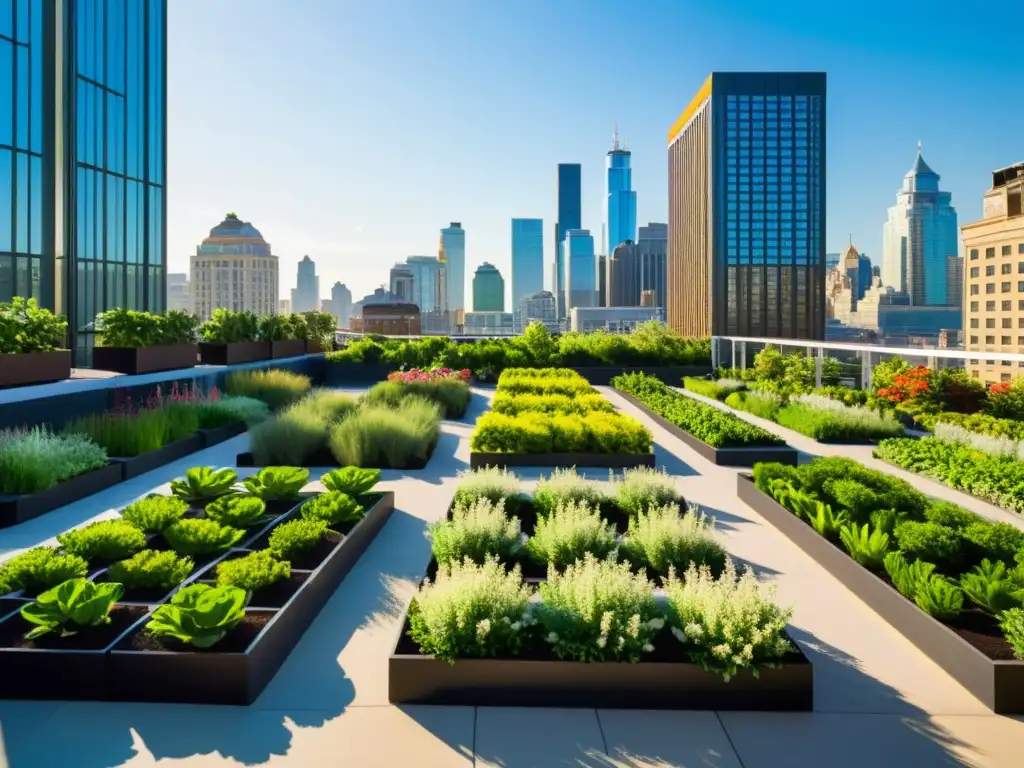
[242,466,310,500]
[107,550,194,590]
[162,519,246,556]
[321,466,381,496]
[428,497,522,566]
[146,583,249,648]
[526,499,617,568]
[204,495,268,528]
[120,494,188,533]
[0,547,89,594]
[20,578,124,639]
[216,551,290,592]
[170,467,239,503]
[299,491,364,525]
[267,518,329,561]
[57,520,147,563]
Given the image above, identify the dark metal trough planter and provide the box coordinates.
[0,463,123,529]
[736,473,1024,713]
[306,340,324,354]
[469,452,656,470]
[198,341,269,366]
[106,490,395,704]
[322,362,395,386]
[110,433,206,480]
[0,350,72,389]
[198,421,247,448]
[615,390,798,467]
[236,447,433,470]
[269,340,306,359]
[92,344,198,375]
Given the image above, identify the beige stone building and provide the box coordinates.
[962,163,1024,385]
[190,213,279,321]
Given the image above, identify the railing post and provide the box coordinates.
[815,346,823,389]
[739,341,746,372]
[862,350,872,389]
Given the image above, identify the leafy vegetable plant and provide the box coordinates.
[321,467,381,496]
[300,491,364,525]
[145,583,249,648]
[0,547,89,594]
[215,551,291,592]
[57,520,147,563]
[20,578,124,639]
[242,466,310,500]
[107,550,194,590]
[204,495,268,528]
[120,494,188,533]
[884,551,936,600]
[268,518,329,561]
[170,467,239,503]
[162,519,246,556]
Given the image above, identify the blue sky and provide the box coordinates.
[167,0,1024,307]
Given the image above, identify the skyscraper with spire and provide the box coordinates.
[554,164,582,318]
[604,125,637,257]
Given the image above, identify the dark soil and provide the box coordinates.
[0,605,148,650]
[0,598,22,617]
[116,611,275,653]
[197,572,310,610]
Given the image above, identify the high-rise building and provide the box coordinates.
[962,163,1024,384]
[604,126,637,257]
[513,290,558,333]
[597,254,607,307]
[166,274,191,312]
[554,164,582,318]
[511,218,544,308]
[667,72,827,339]
[472,262,505,311]
[607,242,639,307]
[564,229,596,310]
[882,145,959,305]
[637,223,668,308]
[405,255,449,334]
[947,256,963,308]
[439,222,465,319]
[191,214,279,320]
[291,255,319,313]
[0,0,167,364]
[389,265,415,303]
[825,253,841,271]
[331,283,352,328]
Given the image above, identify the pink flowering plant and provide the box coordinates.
[387,367,471,383]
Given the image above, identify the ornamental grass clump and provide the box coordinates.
[526,499,618,568]
[363,379,471,419]
[535,554,660,662]
[614,466,679,515]
[57,520,147,563]
[428,497,522,566]
[107,550,194,591]
[329,397,442,469]
[452,466,523,507]
[120,494,189,534]
[407,556,534,663]
[248,401,330,466]
[775,395,904,443]
[533,467,608,513]
[225,369,312,410]
[663,559,794,681]
[0,547,88,594]
[0,427,108,495]
[193,395,271,429]
[619,503,726,576]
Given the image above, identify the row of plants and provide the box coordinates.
[613,372,782,449]
[0,298,67,354]
[723,390,905,443]
[470,369,652,456]
[404,467,795,681]
[196,308,336,349]
[370,370,472,419]
[752,457,1024,663]
[327,321,710,374]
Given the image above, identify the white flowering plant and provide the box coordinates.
[534,467,608,513]
[453,466,524,506]
[525,499,618,567]
[535,553,661,662]
[407,556,534,664]
[428,497,523,565]
[613,466,680,516]
[663,559,794,681]
[619,502,727,576]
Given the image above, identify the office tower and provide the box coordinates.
[279,298,292,315]
[0,0,167,364]
[597,254,607,307]
[882,145,959,305]
[404,255,449,334]
[472,262,505,311]
[963,163,1024,384]
[605,126,637,256]
[514,290,558,333]
[947,256,963,307]
[389,265,415,303]
[166,274,191,312]
[564,229,596,310]
[332,282,352,328]
[667,72,827,339]
[511,218,544,308]
[439,222,465,318]
[291,255,319,313]
[607,242,639,307]
[554,164,582,317]
[826,253,841,271]
[191,214,279,320]
[637,223,668,308]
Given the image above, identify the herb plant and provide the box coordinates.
[197,308,259,344]
[0,297,67,353]
[170,467,239,503]
[999,608,1024,660]
[614,467,679,516]
[407,556,533,663]
[0,427,107,495]
[0,547,89,593]
[57,520,147,563]
[428,497,522,566]
[619,503,726,576]
[162,519,246,556]
[215,551,290,592]
[452,466,522,507]
[299,491,364,525]
[321,466,381,496]
[526,499,618,568]
[20,578,124,639]
[204,495,268,528]
[242,466,310,500]
[107,550,194,590]
[893,521,962,570]
[146,583,249,648]
[120,494,188,533]
[267,518,329,561]
[533,467,608,513]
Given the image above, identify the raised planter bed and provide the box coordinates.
[236,445,434,470]
[198,341,269,366]
[616,390,797,467]
[92,345,198,375]
[110,433,206,480]
[306,340,324,355]
[269,340,306,359]
[105,490,394,704]
[568,365,711,386]
[199,421,247,448]
[736,473,1024,713]
[323,362,394,386]
[469,452,656,470]
[0,350,72,389]
[0,463,124,528]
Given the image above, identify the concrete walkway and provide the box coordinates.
[0,386,1022,767]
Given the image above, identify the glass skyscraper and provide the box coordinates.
[604,128,636,257]
[667,72,826,339]
[511,217,543,309]
[0,0,167,363]
[564,228,596,310]
[554,163,581,318]
[472,261,505,311]
[439,222,464,319]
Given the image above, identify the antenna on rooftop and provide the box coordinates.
[612,122,619,151]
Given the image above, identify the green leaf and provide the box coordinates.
[321,467,381,496]
[242,467,310,500]
[170,467,239,502]
[146,584,249,647]
[19,578,123,639]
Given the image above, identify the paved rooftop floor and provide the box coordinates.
[1,386,1022,767]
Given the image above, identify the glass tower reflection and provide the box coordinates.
[604,126,636,257]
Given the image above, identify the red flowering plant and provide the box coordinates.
[387,367,471,384]
[985,378,1024,420]
[876,365,931,405]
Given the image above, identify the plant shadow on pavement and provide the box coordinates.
[653,441,698,477]
[13,508,431,768]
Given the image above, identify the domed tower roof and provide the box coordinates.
[205,212,267,242]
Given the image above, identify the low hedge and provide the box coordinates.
[682,377,745,402]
